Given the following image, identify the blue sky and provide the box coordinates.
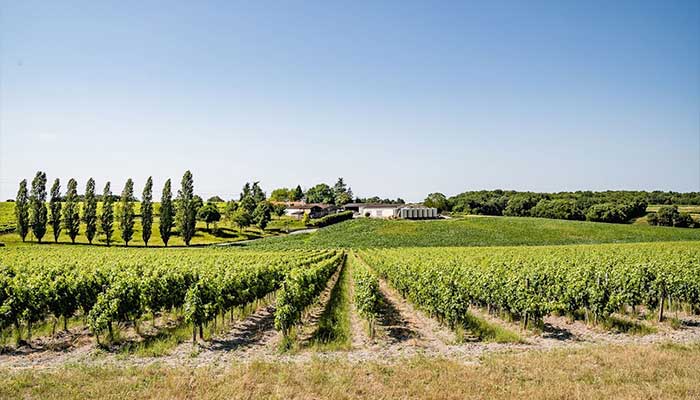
[1,0,698,202]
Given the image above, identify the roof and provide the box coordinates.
[284,203,335,210]
[358,204,402,209]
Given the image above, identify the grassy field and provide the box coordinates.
[2,343,698,399]
[247,215,700,249]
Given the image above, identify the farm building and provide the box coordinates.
[354,204,439,219]
[275,202,337,219]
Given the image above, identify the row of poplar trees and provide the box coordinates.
[15,170,198,246]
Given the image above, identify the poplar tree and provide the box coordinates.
[14,180,30,242]
[141,177,154,246]
[29,171,48,243]
[83,178,98,244]
[101,182,115,246]
[176,171,196,246]
[119,179,135,246]
[62,178,80,244]
[159,179,174,246]
[49,179,62,242]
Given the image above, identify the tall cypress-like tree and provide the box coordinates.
[159,179,174,246]
[83,178,98,244]
[15,179,30,242]
[176,171,196,246]
[49,179,62,242]
[62,178,80,244]
[292,185,304,202]
[119,179,135,246]
[101,182,115,246]
[141,177,154,246]
[29,171,48,243]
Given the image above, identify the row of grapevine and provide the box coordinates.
[361,241,700,329]
[0,246,333,342]
[274,252,345,335]
[350,253,381,337]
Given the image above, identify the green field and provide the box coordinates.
[247,215,700,249]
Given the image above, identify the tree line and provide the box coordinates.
[14,171,200,246]
[268,177,404,206]
[424,190,698,227]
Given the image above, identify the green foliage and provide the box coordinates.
[424,192,449,213]
[503,193,545,217]
[159,179,174,246]
[197,202,221,230]
[291,185,304,202]
[350,254,381,332]
[14,181,30,241]
[252,201,272,231]
[231,208,252,230]
[176,171,196,246]
[48,179,62,243]
[308,211,353,228]
[274,252,343,335]
[29,171,48,243]
[118,179,136,246]
[206,196,224,203]
[100,182,115,246]
[305,183,334,204]
[362,241,700,330]
[649,205,694,228]
[141,177,154,246]
[301,211,311,226]
[273,203,287,217]
[269,188,292,202]
[333,178,353,206]
[531,199,585,221]
[0,246,335,345]
[83,178,98,244]
[62,179,81,244]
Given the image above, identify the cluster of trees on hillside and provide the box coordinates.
[13,171,269,247]
[269,178,353,206]
[424,190,697,227]
[648,205,696,228]
[269,178,403,206]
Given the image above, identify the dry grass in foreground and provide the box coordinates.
[2,342,699,399]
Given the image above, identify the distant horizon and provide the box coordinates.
[2,171,700,204]
[2,1,699,201]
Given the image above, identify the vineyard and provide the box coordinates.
[0,246,341,345]
[360,241,700,333]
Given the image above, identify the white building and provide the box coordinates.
[355,204,439,219]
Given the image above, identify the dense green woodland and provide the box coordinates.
[423,190,700,226]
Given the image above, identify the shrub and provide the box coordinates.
[309,211,353,228]
[531,199,585,221]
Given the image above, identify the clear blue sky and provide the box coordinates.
[1,0,698,202]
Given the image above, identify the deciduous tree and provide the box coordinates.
[159,179,174,246]
[49,179,62,242]
[14,180,30,242]
[83,178,98,244]
[141,177,154,246]
[101,182,115,246]
[63,178,81,244]
[118,179,135,246]
[197,202,221,230]
[176,171,196,246]
[252,201,272,231]
[29,171,48,242]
